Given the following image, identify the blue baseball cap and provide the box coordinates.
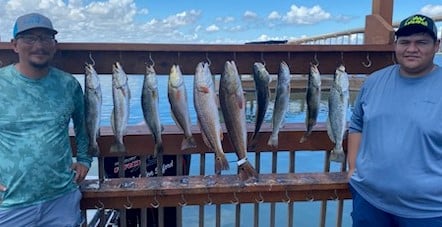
[395,14,438,40]
[13,13,58,38]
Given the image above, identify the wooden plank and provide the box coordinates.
[80,172,350,209]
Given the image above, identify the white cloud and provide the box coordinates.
[268,11,281,20]
[283,4,331,24]
[420,4,442,17]
[243,10,258,19]
[206,24,219,32]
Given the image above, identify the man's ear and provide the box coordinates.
[11,39,19,54]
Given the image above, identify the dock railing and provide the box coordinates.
[0,42,395,227]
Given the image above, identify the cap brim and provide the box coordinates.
[395,24,435,38]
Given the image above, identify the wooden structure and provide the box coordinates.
[0,0,397,226]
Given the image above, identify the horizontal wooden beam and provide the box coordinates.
[80,172,351,209]
[0,42,393,75]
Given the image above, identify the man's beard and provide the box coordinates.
[30,60,50,69]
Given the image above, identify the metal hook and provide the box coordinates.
[362,53,372,68]
[306,192,314,202]
[150,194,160,208]
[178,193,188,207]
[88,52,96,66]
[205,52,211,66]
[282,190,291,203]
[340,52,345,65]
[231,192,239,205]
[260,52,266,66]
[205,193,213,205]
[124,196,133,209]
[255,192,264,203]
[94,200,104,210]
[329,189,339,201]
[312,52,319,67]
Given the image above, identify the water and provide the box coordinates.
[78,54,442,227]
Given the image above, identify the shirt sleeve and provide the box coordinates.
[71,79,92,168]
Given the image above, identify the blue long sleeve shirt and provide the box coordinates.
[0,65,92,208]
[349,64,442,218]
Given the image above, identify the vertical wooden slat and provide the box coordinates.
[336,158,348,227]
[216,204,221,227]
[118,157,127,227]
[270,152,277,227]
[176,154,184,227]
[320,151,331,227]
[254,152,261,227]
[199,153,206,227]
[288,151,296,227]
[140,155,148,227]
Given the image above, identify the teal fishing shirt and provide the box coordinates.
[349,64,442,218]
[0,65,91,208]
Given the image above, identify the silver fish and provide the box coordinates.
[300,63,321,143]
[327,64,349,163]
[194,62,229,173]
[249,62,271,149]
[219,61,258,181]
[110,62,130,153]
[268,61,291,148]
[141,65,164,158]
[168,64,196,150]
[84,63,102,156]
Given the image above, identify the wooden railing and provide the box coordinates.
[0,42,394,227]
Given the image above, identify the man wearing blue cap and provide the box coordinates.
[0,13,91,226]
[348,14,441,226]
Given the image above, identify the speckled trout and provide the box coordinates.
[142,65,164,158]
[249,62,271,149]
[110,62,130,153]
[300,63,321,143]
[168,64,196,150]
[219,61,258,181]
[194,62,229,173]
[268,61,291,148]
[84,63,102,156]
[327,64,349,163]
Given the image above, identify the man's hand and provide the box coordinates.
[71,163,89,183]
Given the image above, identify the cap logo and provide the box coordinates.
[404,15,428,27]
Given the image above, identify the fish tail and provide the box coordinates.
[154,142,164,157]
[181,136,197,150]
[215,153,230,174]
[267,134,278,148]
[238,160,259,182]
[299,131,312,143]
[88,142,100,156]
[330,147,346,163]
[248,134,259,150]
[110,142,126,153]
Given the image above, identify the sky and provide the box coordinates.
[0,0,441,44]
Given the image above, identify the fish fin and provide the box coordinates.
[330,148,346,163]
[197,85,210,93]
[326,117,335,143]
[154,142,164,158]
[219,129,224,141]
[110,110,115,133]
[88,142,100,157]
[238,160,259,182]
[236,94,244,109]
[267,134,278,148]
[215,153,230,174]
[110,142,126,153]
[248,134,259,151]
[181,136,197,150]
[201,130,215,151]
[299,133,309,143]
[161,124,164,133]
[97,128,101,137]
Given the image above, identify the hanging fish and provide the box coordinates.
[168,64,196,150]
[300,63,321,143]
[141,64,164,159]
[84,63,102,156]
[110,62,130,153]
[327,64,349,163]
[268,61,291,148]
[249,62,271,149]
[219,60,258,181]
[194,62,229,174]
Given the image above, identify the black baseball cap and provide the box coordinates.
[395,14,438,40]
[13,13,58,38]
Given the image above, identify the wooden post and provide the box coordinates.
[364,0,395,44]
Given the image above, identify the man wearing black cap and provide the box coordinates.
[0,13,91,226]
[347,14,441,226]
